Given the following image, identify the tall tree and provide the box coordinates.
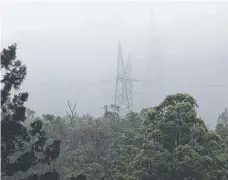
[1,44,61,180]
[131,93,228,180]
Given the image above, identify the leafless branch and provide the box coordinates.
[66,100,77,123]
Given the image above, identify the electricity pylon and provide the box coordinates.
[99,42,157,116]
[114,42,133,116]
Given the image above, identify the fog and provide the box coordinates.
[1,2,228,128]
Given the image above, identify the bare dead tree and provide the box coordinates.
[66,100,77,124]
[66,100,84,145]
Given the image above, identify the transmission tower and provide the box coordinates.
[114,42,133,116]
[98,42,157,116]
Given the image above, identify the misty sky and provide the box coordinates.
[1,1,228,128]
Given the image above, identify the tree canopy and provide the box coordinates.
[1,44,228,180]
[1,44,61,180]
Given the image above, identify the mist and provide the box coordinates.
[1,2,228,128]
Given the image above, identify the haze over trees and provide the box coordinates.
[2,3,228,128]
[1,44,228,180]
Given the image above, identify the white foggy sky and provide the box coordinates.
[1,1,225,38]
[1,1,228,127]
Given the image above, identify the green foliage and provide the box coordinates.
[216,108,228,142]
[2,44,227,180]
[40,94,228,180]
[131,93,228,180]
[1,44,61,180]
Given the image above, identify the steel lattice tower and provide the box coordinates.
[114,42,133,116]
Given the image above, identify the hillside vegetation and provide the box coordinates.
[1,44,228,180]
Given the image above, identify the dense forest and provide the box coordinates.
[1,44,228,180]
